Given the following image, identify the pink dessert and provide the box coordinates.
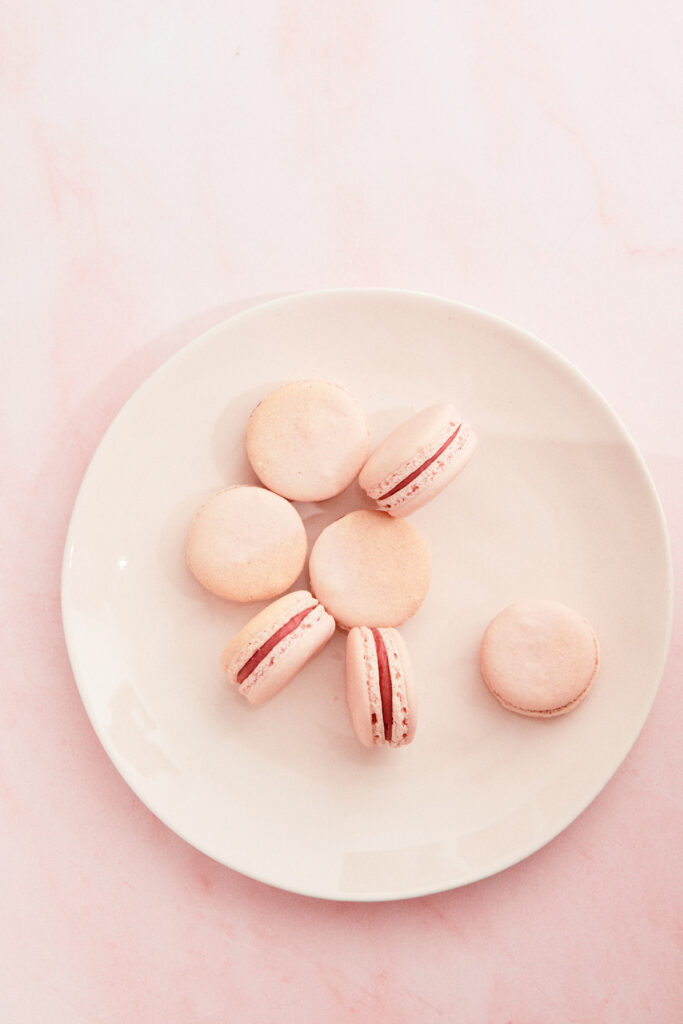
[246,379,369,501]
[480,599,600,717]
[359,403,477,517]
[186,485,307,602]
[308,509,431,629]
[345,626,417,747]
[221,590,336,704]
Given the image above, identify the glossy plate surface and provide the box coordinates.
[61,290,672,900]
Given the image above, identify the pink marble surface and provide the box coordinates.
[3,2,682,1020]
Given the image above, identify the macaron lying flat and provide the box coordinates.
[359,403,477,517]
[346,626,417,747]
[186,485,307,602]
[246,379,369,501]
[480,599,600,717]
[221,590,336,704]
[309,510,431,629]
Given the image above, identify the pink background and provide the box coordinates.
[3,2,682,1020]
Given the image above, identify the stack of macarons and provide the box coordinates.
[187,378,600,750]
[187,380,479,748]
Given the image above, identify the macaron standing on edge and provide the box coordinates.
[186,485,307,602]
[222,590,336,704]
[480,599,600,717]
[359,403,477,517]
[246,379,369,501]
[346,626,417,747]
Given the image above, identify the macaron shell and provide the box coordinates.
[187,486,307,602]
[345,627,384,747]
[379,426,477,518]
[382,627,417,746]
[493,682,593,719]
[480,599,600,716]
[246,380,369,501]
[309,510,432,629]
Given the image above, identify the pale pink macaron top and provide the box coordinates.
[359,403,477,517]
[246,379,369,502]
[221,590,335,704]
[308,509,432,629]
[346,626,417,747]
[186,485,307,602]
[480,599,600,717]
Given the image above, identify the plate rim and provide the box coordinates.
[60,287,674,900]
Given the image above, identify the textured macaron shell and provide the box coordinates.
[221,590,335,704]
[359,403,477,517]
[246,380,369,501]
[345,627,416,747]
[346,626,384,746]
[186,486,307,602]
[480,599,600,717]
[309,510,431,629]
[385,628,417,746]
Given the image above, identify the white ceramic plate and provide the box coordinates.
[61,290,672,901]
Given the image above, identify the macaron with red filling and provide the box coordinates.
[221,590,335,704]
[345,626,417,747]
[359,403,477,517]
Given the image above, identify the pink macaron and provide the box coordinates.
[186,485,307,602]
[309,510,432,629]
[480,599,600,717]
[359,403,477,517]
[345,626,417,747]
[221,590,336,704]
[246,379,369,501]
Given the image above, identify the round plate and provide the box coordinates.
[61,289,673,900]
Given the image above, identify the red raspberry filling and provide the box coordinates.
[237,605,316,685]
